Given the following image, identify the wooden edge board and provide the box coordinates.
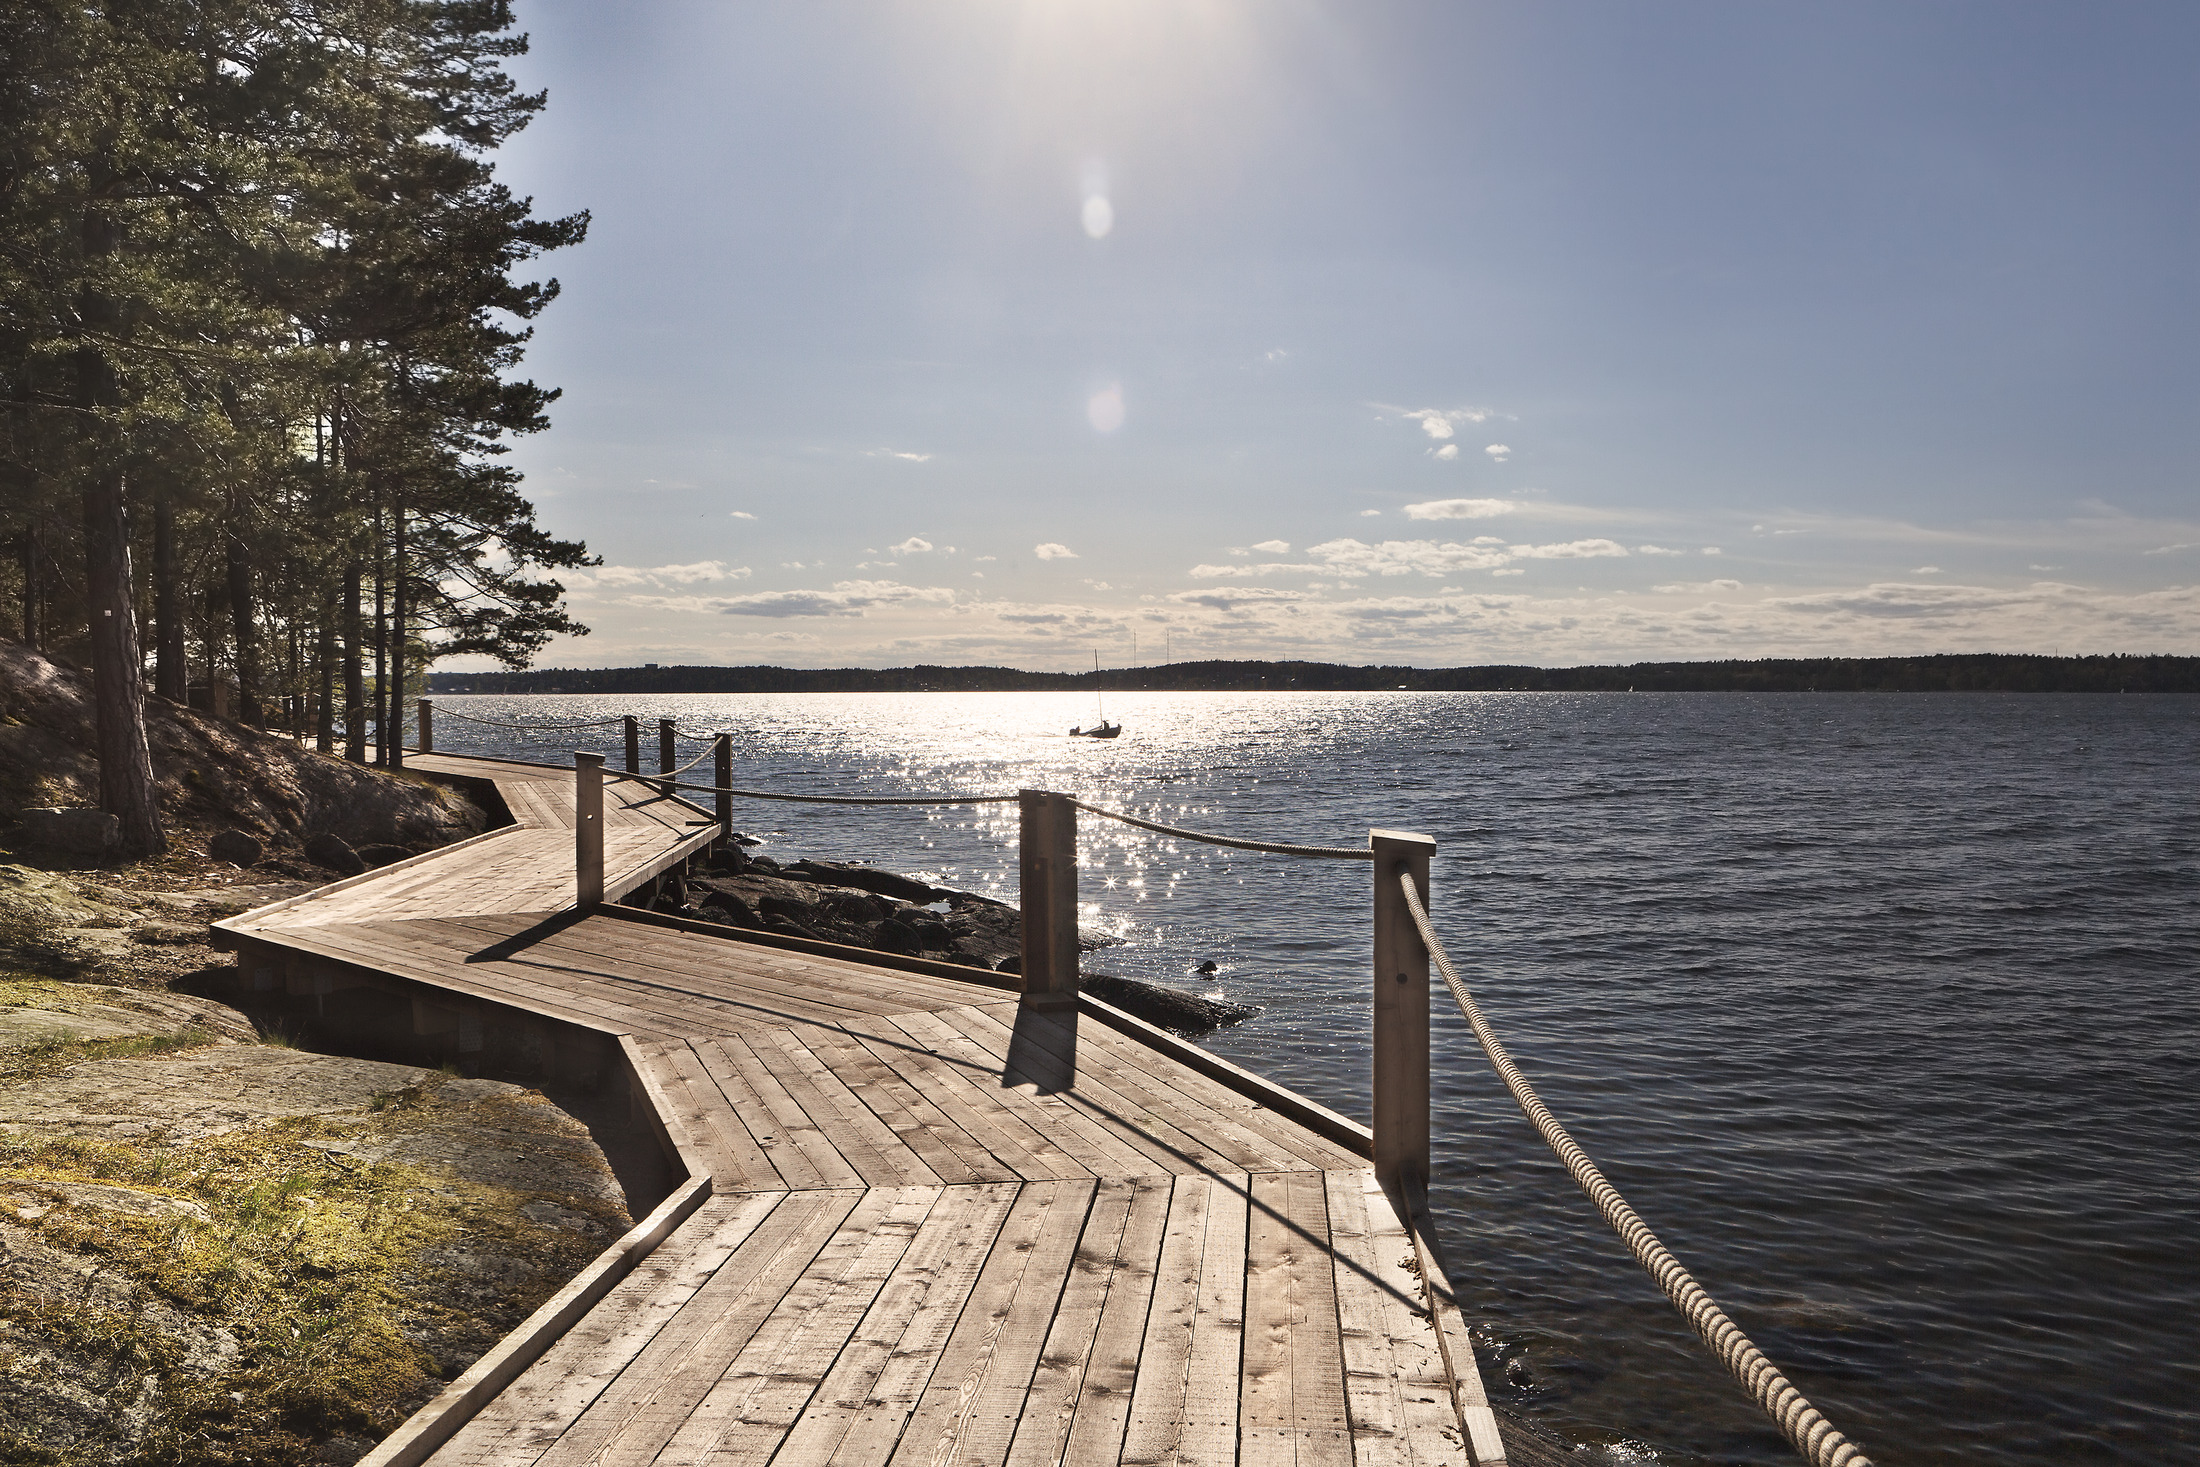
[352,1171,714,1467]
[592,904,1026,995]
[1399,1176,1508,1467]
[603,825,721,904]
[617,1033,712,1181]
[209,824,526,946]
[1075,993,1375,1160]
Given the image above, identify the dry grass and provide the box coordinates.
[0,1112,615,1466]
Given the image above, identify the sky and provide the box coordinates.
[472,0,2200,671]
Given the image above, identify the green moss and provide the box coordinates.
[0,1025,216,1084]
[0,1114,613,1467]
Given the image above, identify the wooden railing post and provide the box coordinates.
[658,718,676,796]
[1018,789,1079,1010]
[1372,827,1435,1189]
[623,715,640,775]
[417,699,433,755]
[714,733,733,842]
[575,753,605,907]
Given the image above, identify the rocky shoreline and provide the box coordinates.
[669,841,1261,1037]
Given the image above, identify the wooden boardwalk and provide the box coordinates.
[216,752,1507,1467]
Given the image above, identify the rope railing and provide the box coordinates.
[603,767,1020,807]
[432,707,629,733]
[1395,871,1873,1467]
[1071,798,1375,860]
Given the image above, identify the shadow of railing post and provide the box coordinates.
[1018,788,1079,1011]
[575,752,604,907]
[1372,826,1436,1191]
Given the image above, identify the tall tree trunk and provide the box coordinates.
[152,489,185,700]
[315,592,335,753]
[16,524,40,651]
[82,469,163,856]
[342,560,364,762]
[77,180,164,857]
[372,503,388,767]
[389,502,407,770]
[224,492,261,728]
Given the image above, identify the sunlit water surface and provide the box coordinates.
[418,690,2199,1466]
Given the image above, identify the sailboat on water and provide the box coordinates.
[1070,651,1122,738]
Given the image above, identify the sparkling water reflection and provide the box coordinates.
[422,690,2200,1466]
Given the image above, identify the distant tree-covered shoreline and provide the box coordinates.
[428,653,2200,696]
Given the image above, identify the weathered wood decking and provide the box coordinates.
[215,752,1507,1467]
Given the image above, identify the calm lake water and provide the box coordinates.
[419,690,2200,1466]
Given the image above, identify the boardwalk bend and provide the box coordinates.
[213,741,1512,1467]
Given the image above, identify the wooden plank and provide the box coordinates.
[1242,1170,1352,1467]
[796,1022,1003,1186]
[658,1040,785,1191]
[528,1188,864,1467]
[650,1187,939,1464]
[892,1007,1149,1180]
[748,1024,943,1188]
[888,1178,1095,1467]
[1000,1175,1142,1466]
[435,914,932,1026]
[1121,1172,1223,1467]
[697,1033,867,1190]
[1337,1170,1472,1467]
[961,1001,1315,1177]
[1178,1173,1251,1467]
[937,1005,1204,1178]
[850,1016,1092,1184]
[433,1190,784,1464]
[1399,1176,1509,1467]
[770,1180,1023,1466]
[1060,1173,1174,1465]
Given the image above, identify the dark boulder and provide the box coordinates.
[870,917,923,956]
[19,808,121,858]
[779,859,949,905]
[354,842,412,868]
[303,831,366,876]
[1082,973,1258,1038]
[207,829,263,867]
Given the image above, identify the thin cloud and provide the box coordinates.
[1638,545,1686,556]
[1251,539,1290,554]
[1508,539,1629,560]
[1403,498,1517,521]
[2146,542,2198,555]
[891,536,935,555]
[1359,509,1382,518]
[1190,562,1328,579]
[1305,538,1512,577]
[1485,444,1511,462]
[1034,543,1079,560]
[729,511,756,520]
[712,580,953,618]
[1434,444,1459,460]
[1654,579,1745,594]
[1166,587,1310,610]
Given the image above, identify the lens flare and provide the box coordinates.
[1087,384,1125,433]
[1082,193,1114,238]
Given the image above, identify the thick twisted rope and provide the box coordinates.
[1397,872,1873,1467]
[432,707,628,732]
[1071,800,1374,859]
